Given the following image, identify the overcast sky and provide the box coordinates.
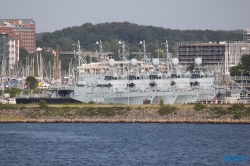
[1,0,250,33]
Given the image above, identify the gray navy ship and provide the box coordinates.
[43,40,217,104]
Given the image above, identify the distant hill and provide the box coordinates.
[36,32,49,40]
[37,22,243,57]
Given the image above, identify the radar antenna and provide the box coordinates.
[96,40,106,75]
[118,41,129,75]
[161,40,171,73]
[138,40,151,76]
[73,40,89,81]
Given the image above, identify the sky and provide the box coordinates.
[1,0,250,33]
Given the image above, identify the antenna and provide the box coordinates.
[161,40,170,73]
[95,40,105,74]
[118,41,129,75]
[138,40,151,75]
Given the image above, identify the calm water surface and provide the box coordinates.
[0,123,249,166]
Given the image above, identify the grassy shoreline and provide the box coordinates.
[0,102,250,123]
[1,119,250,124]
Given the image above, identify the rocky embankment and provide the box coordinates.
[0,107,250,123]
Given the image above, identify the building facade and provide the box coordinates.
[0,34,9,61]
[0,19,36,68]
[243,29,250,43]
[0,19,36,53]
[176,41,250,74]
[8,39,19,68]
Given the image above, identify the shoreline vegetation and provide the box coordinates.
[0,100,250,124]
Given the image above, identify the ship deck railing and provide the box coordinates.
[194,99,249,105]
[48,85,75,91]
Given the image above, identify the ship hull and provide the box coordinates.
[175,90,199,104]
[73,92,154,104]
[16,98,81,104]
[198,88,216,101]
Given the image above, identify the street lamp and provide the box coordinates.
[36,47,42,81]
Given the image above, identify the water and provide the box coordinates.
[0,123,249,166]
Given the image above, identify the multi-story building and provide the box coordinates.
[0,34,9,60]
[243,29,250,43]
[176,41,250,74]
[0,19,36,53]
[8,39,19,68]
[0,19,36,68]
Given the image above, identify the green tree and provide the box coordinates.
[26,76,38,90]
[36,40,48,48]
[241,54,250,72]
[19,48,29,66]
[39,100,48,108]
[4,88,20,98]
[230,65,247,76]
[186,63,194,71]
[159,99,164,107]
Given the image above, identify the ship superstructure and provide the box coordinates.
[190,57,215,101]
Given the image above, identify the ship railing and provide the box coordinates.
[48,85,75,90]
[230,79,250,95]
[232,76,250,81]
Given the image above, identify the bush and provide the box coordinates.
[235,110,242,119]
[39,100,48,108]
[159,99,164,107]
[19,105,26,110]
[159,105,177,115]
[193,102,206,111]
[246,107,250,114]
[0,103,19,110]
[209,106,229,116]
[23,90,30,95]
[4,88,21,98]
[228,103,245,112]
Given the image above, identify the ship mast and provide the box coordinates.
[118,41,129,75]
[139,40,151,76]
[162,40,171,73]
[73,40,87,81]
[96,40,105,75]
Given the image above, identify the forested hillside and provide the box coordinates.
[38,22,242,56]
[33,22,244,73]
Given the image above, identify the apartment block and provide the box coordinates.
[0,19,36,68]
[0,19,36,53]
[243,29,250,43]
[176,41,250,74]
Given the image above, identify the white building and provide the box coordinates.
[8,40,19,68]
[224,42,250,74]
